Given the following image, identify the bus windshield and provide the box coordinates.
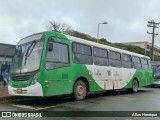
[11,35,44,74]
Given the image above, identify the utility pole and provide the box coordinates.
[147,20,160,61]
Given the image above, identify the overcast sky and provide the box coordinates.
[1,0,160,45]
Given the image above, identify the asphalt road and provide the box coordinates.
[0,87,160,120]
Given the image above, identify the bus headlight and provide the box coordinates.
[32,72,39,85]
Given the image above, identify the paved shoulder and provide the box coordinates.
[0,86,9,96]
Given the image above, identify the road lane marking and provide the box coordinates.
[35,106,57,111]
[12,104,57,111]
[12,104,36,110]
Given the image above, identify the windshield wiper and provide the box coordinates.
[24,41,36,65]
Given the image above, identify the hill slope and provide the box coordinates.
[66,30,160,61]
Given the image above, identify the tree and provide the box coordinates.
[46,20,72,34]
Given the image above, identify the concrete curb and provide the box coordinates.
[0,96,21,103]
[0,96,12,100]
[0,96,45,104]
[0,96,25,103]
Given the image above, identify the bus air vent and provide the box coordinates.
[10,74,31,81]
[62,73,68,79]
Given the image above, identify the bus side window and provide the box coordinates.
[46,42,69,69]
[109,51,122,68]
[132,56,141,69]
[72,42,93,65]
[93,47,109,66]
[122,53,132,68]
[141,58,149,70]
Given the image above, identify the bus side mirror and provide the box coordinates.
[15,49,20,57]
[15,49,18,55]
[48,42,53,51]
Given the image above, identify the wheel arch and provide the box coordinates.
[133,77,139,87]
[73,76,90,92]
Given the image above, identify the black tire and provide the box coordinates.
[150,85,155,88]
[127,80,139,93]
[106,90,116,94]
[73,80,87,101]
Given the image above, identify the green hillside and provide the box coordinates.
[67,30,160,61]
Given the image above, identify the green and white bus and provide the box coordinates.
[8,31,154,100]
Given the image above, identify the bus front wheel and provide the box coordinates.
[73,80,87,101]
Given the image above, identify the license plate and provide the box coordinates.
[15,88,22,93]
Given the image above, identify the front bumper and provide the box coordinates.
[154,81,160,85]
[8,82,43,96]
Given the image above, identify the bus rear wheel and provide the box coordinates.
[127,80,139,93]
[73,80,87,101]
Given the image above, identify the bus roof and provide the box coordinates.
[62,33,150,59]
[19,31,150,59]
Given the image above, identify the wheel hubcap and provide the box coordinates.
[77,85,84,96]
[133,82,138,91]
